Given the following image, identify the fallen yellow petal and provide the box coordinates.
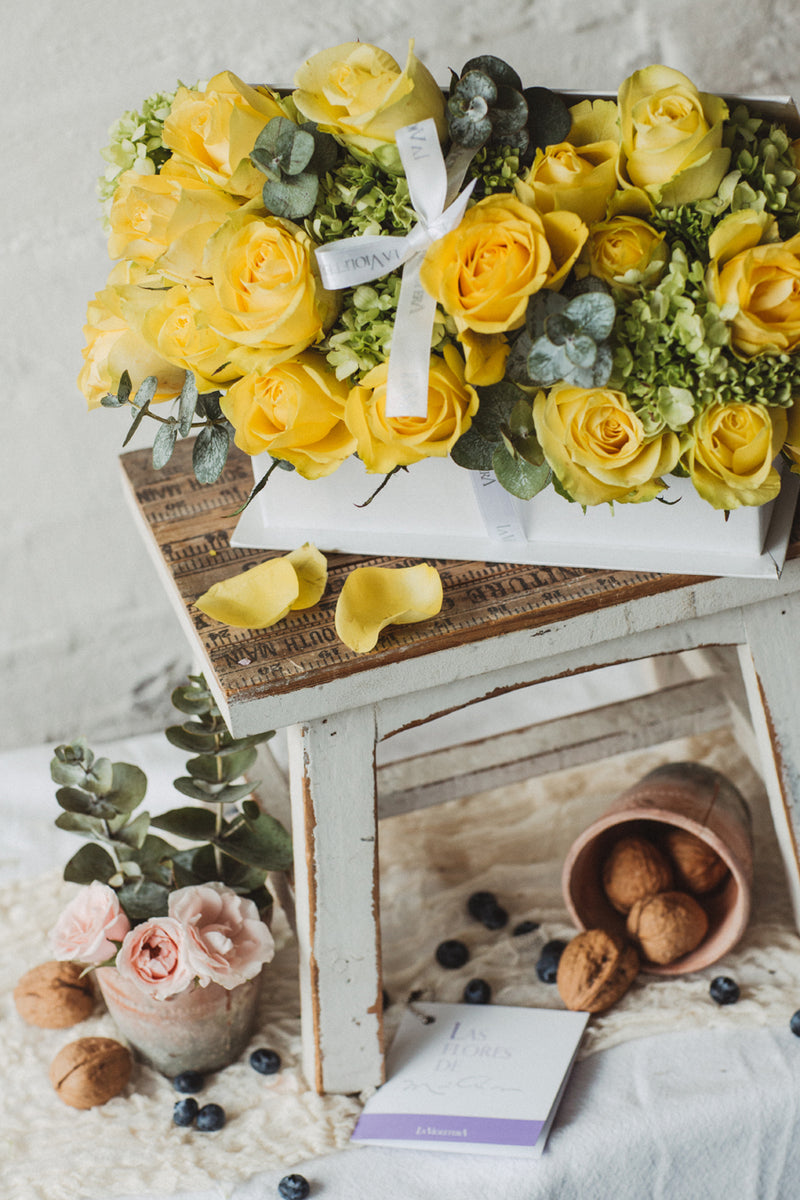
[335,564,443,653]
[286,543,328,610]
[195,555,300,629]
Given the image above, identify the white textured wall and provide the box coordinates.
[3,0,799,749]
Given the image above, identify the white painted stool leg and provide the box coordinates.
[286,707,384,1095]
[738,592,800,927]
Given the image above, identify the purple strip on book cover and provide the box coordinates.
[353,1113,544,1146]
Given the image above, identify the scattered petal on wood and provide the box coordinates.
[335,564,443,653]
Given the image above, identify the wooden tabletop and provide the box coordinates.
[120,440,800,712]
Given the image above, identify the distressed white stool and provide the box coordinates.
[122,442,800,1095]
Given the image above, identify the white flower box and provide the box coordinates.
[232,452,800,578]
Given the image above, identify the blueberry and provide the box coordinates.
[709,976,740,1005]
[790,1010,800,1037]
[172,1097,199,1127]
[463,978,491,1005]
[278,1174,310,1200]
[536,939,567,984]
[196,1102,226,1131]
[513,919,541,936]
[250,1047,282,1075]
[467,891,497,920]
[435,939,469,969]
[172,1070,204,1094]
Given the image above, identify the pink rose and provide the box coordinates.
[168,882,275,990]
[49,881,131,965]
[116,916,194,999]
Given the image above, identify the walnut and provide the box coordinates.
[626,891,709,964]
[49,1037,132,1108]
[14,961,95,1028]
[602,835,673,913]
[664,828,729,894]
[556,928,639,1013]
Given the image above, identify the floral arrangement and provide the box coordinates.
[79,43,800,514]
[47,676,292,997]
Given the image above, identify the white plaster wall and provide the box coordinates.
[3,0,799,749]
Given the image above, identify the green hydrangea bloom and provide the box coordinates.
[97,87,180,225]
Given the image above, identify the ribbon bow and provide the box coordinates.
[315,118,475,418]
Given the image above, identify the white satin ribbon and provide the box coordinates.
[471,471,528,544]
[315,118,475,417]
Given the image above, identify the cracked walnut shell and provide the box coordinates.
[626,890,709,964]
[602,835,673,913]
[14,961,95,1028]
[664,828,729,894]
[50,1037,132,1108]
[556,928,639,1013]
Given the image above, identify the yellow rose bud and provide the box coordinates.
[683,401,788,509]
[583,215,668,293]
[516,100,620,226]
[163,71,285,198]
[420,194,587,337]
[706,229,800,357]
[618,65,730,205]
[220,352,356,479]
[344,345,478,475]
[192,209,339,363]
[293,40,446,166]
[533,383,681,506]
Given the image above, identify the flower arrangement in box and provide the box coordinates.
[45,675,292,1073]
[80,43,800,523]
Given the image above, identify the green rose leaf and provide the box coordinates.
[192,423,230,484]
[150,806,218,841]
[492,441,550,500]
[63,843,116,886]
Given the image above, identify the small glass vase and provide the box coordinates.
[95,966,262,1076]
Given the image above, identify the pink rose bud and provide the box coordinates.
[168,882,275,990]
[49,881,132,965]
[116,916,194,999]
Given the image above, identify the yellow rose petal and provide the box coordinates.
[195,556,300,629]
[286,543,328,609]
[335,564,443,653]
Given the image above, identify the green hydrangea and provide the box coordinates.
[97,87,179,224]
[467,144,522,197]
[308,160,416,244]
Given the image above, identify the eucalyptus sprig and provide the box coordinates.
[51,675,292,923]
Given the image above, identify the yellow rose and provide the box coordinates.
[583,215,668,293]
[127,285,243,392]
[706,228,800,357]
[683,401,788,508]
[77,264,186,409]
[107,171,183,264]
[220,352,355,478]
[516,99,620,226]
[533,383,681,506]
[152,159,242,285]
[163,71,285,198]
[420,194,587,337]
[191,209,339,366]
[293,40,446,169]
[344,344,478,474]
[618,65,730,205]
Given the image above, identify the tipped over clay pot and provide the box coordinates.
[562,762,753,976]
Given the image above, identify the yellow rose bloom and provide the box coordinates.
[130,285,243,392]
[77,264,186,409]
[706,230,800,357]
[107,171,183,264]
[683,401,787,509]
[163,71,285,198]
[420,194,587,337]
[152,159,242,286]
[618,65,730,205]
[533,383,681,506]
[583,215,668,293]
[344,344,479,474]
[191,209,339,365]
[516,99,620,226]
[220,352,356,478]
[293,40,446,167]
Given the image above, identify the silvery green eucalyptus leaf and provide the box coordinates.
[177,371,198,436]
[565,292,616,342]
[492,442,550,500]
[63,843,116,886]
[461,55,523,92]
[262,171,319,219]
[150,806,218,841]
[192,422,229,484]
[449,425,496,471]
[152,420,177,470]
[104,762,148,813]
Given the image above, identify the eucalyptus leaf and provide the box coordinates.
[217,809,293,872]
[186,746,257,783]
[164,724,221,754]
[524,86,572,155]
[526,291,567,339]
[492,442,550,500]
[54,811,107,837]
[63,843,116,886]
[137,834,176,882]
[150,806,218,841]
[450,426,496,471]
[192,423,230,484]
[173,776,223,802]
[55,786,117,820]
[565,292,616,342]
[211,780,261,806]
[117,370,132,405]
[526,339,571,386]
[508,397,536,439]
[543,312,574,346]
[262,172,319,219]
[302,122,339,174]
[178,372,199,437]
[115,810,151,850]
[122,395,152,447]
[80,756,114,795]
[219,730,276,754]
[105,762,148,813]
[152,420,178,470]
[471,382,524,441]
[131,375,158,410]
[591,343,614,386]
[565,333,598,369]
[489,85,529,141]
[117,880,170,921]
[171,684,214,715]
[461,55,523,93]
[50,758,88,787]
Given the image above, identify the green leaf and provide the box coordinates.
[212,780,260,806]
[565,333,598,369]
[137,834,176,883]
[150,806,218,840]
[171,684,215,715]
[526,340,570,386]
[178,372,199,437]
[54,811,107,837]
[131,375,158,409]
[492,441,550,500]
[565,292,616,342]
[262,172,319,219]
[217,809,293,872]
[55,786,117,820]
[186,747,257,783]
[80,756,114,795]
[117,881,170,921]
[152,420,178,470]
[543,312,574,346]
[526,291,566,339]
[105,762,148,813]
[122,395,151,447]
[472,382,524,441]
[115,810,151,849]
[192,423,230,484]
[173,776,222,801]
[117,370,132,405]
[170,843,218,888]
[450,425,496,470]
[164,724,221,754]
[461,55,523,93]
[524,86,572,153]
[63,843,116,885]
[220,730,276,754]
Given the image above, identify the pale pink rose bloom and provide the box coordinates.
[49,881,132,965]
[168,881,275,990]
[116,916,194,999]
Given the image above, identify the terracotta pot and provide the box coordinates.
[95,967,262,1076]
[561,762,754,976]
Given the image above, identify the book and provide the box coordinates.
[351,1001,589,1157]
